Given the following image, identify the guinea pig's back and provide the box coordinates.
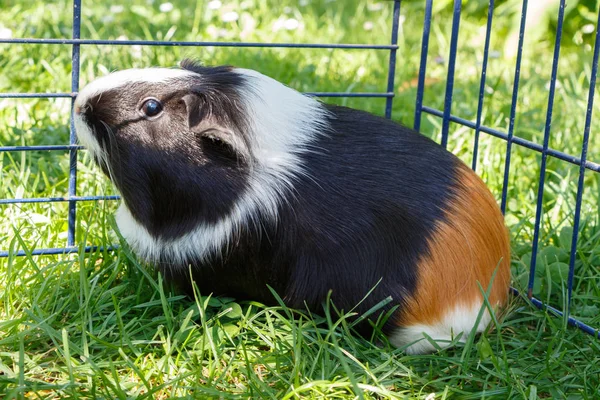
[286,104,510,352]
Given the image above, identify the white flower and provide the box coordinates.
[116,35,129,40]
[272,18,284,32]
[363,21,373,31]
[30,213,50,224]
[131,45,143,59]
[0,27,13,39]
[207,25,229,38]
[273,17,300,32]
[582,24,595,34]
[110,5,124,13]
[283,6,292,14]
[159,2,174,12]
[299,0,309,5]
[240,14,256,39]
[207,25,219,38]
[222,11,239,22]
[284,18,299,30]
[208,0,222,10]
[367,2,383,11]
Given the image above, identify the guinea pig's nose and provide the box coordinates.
[74,105,82,115]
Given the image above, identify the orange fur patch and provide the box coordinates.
[399,162,511,326]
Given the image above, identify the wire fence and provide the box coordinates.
[0,0,400,256]
[414,0,600,339]
[1,0,598,340]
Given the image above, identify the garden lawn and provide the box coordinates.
[1,0,599,398]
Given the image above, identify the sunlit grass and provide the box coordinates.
[1,0,600,398]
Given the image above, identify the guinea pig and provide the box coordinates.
[73,59,511,354]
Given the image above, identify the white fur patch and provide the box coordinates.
[115,164,305,265]
[389,302,493,354]
[74,67,196,113]
[73,112,103,162]
[78,66,331,265]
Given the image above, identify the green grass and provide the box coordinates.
[1,0,600,398]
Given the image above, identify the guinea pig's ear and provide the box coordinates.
[182,93,249,161]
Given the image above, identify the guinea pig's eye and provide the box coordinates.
[140,98,163,117]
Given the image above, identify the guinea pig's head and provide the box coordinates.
[74,60,329,251]
[74,61,255,240]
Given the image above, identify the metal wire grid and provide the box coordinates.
[0,0,401,256]
[413,0,600,339]
[0,0,598,339]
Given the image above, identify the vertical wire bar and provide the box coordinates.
[439,0,462,148]
[500,0,529,215]
[527,0,566,298]
[471,0,494,171]
[384,0,401,119]
[567,9,600,310]
[67,0,82,246]
[413,0,433,131]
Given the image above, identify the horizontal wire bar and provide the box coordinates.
[0,38,397,50]
[0,195,120,205]
[0,245,118,258]
[0,145,84,152]
[510,287,599,339]
[0,93,74,98]
[307,92,394,98]
[421,106,600,172]
[0,91,392,99]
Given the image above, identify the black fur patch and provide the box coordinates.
[167,104,462,334]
